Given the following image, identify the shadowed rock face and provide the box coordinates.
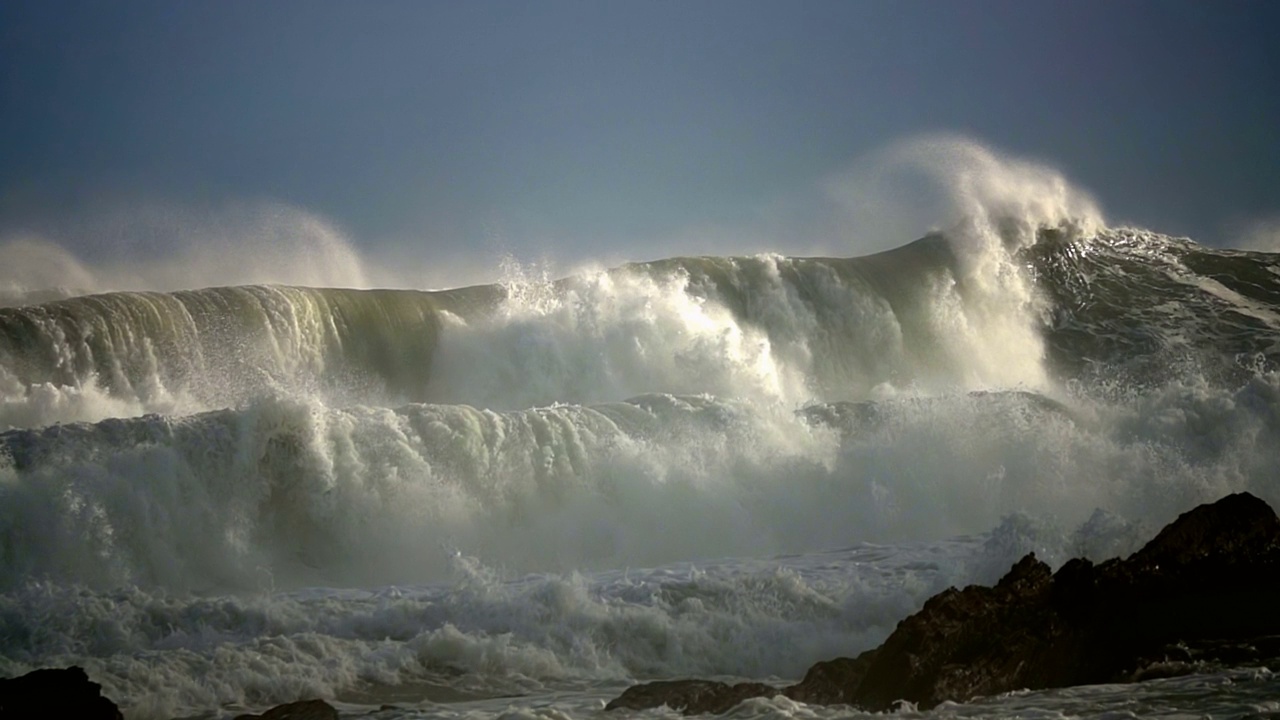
[606,492,1280,714]
[0,666,123,720]
[0,666,339,720]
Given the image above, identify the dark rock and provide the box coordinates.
[604,653,881,715]
[604,680,777,714]
[605,492,1280,714]
[847,492,1280,710]
[848,553,1068,711]
[232,698,339,720]
[781,651,877,705]
[1129,491,1280,571]
[0,666,123,720]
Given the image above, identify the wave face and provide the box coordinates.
[2,226,1280,585]
[1,232,1052,426]
[1033,228,1280,383]
[0,284,502,427]
[3,221,1280,716]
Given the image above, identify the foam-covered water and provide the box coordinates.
[3,157,1280,718]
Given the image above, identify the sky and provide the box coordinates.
[1,0,1278,287]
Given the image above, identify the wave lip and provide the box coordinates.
[5,222,1280,432]
[0,225,1085,427]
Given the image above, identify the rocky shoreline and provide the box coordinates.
[4,493,1278,718]
[606,492,1280,714]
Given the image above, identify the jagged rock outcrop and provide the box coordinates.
[0,666,123,720]
[848,552,1065,710]
[606,492,1280,714]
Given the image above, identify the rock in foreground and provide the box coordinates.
[0,666,123,719]
[606,492,1280,714]
[0,667,340,720]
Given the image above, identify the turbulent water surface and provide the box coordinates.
[2,217,1280,719]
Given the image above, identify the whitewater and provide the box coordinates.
[3,159,1280,718]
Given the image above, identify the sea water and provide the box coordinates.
[2,186,1280,719]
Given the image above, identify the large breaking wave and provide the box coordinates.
[0,231,1054,426]
[2,221,1279,593]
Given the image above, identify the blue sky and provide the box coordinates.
[1,0,1277,278]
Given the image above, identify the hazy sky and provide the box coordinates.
[1,0,1278,279]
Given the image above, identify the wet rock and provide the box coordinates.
[232,698,339,720]
[0,666,123,719]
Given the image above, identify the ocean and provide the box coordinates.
[2,216,1279,719]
